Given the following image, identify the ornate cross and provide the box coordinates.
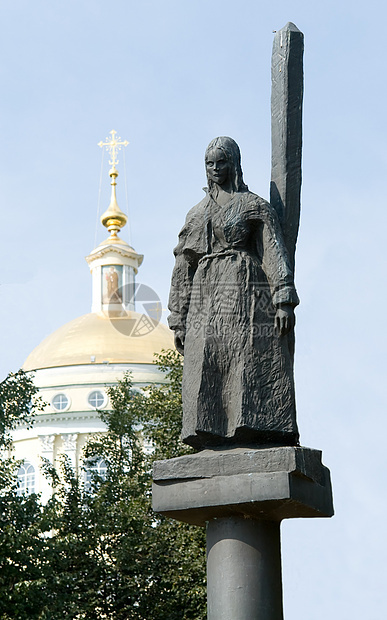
[98,130,129,167]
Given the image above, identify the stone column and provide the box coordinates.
[39,434,56,464]
[207,517,283,620]
[38,434,56,502]
[61,433,78,469]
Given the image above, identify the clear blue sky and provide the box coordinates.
[0,1,386,618]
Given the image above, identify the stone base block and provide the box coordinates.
[152,446,333,526]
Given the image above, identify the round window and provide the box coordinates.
[52,393,69,411]
[88,390,105,409]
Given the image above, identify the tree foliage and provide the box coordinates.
[0,370,43,450]
[0,353,206,619]
[0,371,50,619]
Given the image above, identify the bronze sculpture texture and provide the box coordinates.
[168,137,299,449]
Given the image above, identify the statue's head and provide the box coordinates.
[205,136,248,195]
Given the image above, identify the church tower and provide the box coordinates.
[87,131,143,317]
[12,132,173,502]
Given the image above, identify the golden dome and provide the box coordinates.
[23,312,174,371]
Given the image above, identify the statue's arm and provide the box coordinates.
[168,200,208,353]
[259,201,299,335]
[274,305,296,335]
[168,225,197,355]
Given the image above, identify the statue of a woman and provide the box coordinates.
[168,137,299,449]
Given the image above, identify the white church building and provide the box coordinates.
[12,133,173,502]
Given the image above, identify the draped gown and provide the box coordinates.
[168,190,300,449]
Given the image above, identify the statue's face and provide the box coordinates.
[205,148,230,186]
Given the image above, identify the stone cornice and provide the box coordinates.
[27,411,103,426]
[85,244,144,267]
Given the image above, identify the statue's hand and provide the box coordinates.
[275,305,295,336]
[174,331,185,356]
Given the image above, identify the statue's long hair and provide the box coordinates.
[205,136,249,199]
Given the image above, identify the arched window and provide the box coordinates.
[84,457,107,492]
[17,461,36,496]
[87,390,106,409]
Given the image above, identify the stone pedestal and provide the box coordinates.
[152,446,333,619]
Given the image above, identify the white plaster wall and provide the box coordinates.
[11,362,166,502]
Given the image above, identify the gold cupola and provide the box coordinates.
[100,164,128,241]
[98,130,129,242]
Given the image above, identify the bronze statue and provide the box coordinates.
[168,137,299,449]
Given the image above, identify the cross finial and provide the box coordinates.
[98,130,129,167]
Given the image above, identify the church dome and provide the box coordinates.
[23,312,173,371]
[13,131,177,505]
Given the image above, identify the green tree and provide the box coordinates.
[139,349,192,461]
[136,350,206,618]
[0,369,43,450]
[0,371,51,620]
[0,354,206,619]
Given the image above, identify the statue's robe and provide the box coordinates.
[168,190,300,449]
